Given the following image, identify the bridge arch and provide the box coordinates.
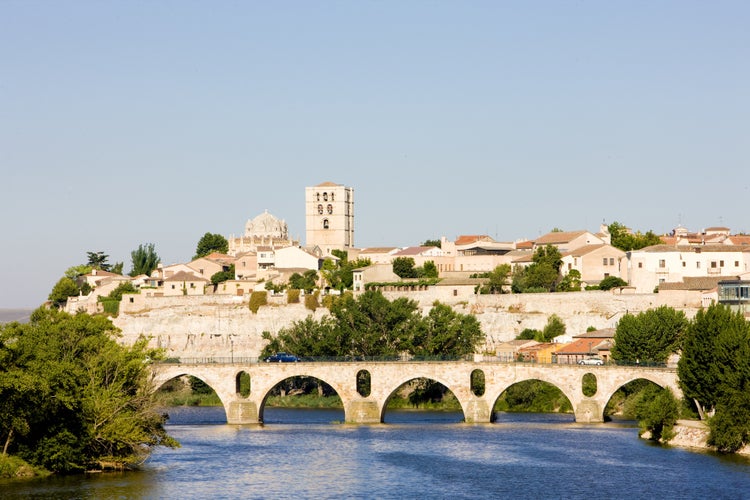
[254,370,348,423]
[379,374,465,423]
[151,365,233,420]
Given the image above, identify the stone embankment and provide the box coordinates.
[649,420,750,456]
[111,290,700,360]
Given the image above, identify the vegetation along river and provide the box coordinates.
[3,407,750,499]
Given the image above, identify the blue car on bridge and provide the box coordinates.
[264,352,301,363]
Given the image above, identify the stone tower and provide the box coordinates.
[305,182,354,255]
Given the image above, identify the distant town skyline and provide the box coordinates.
[2,2,748,308]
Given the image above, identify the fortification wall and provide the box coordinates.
[111,290,701,360]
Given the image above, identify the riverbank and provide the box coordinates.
[645,420,750,456]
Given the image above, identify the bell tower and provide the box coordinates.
[305,182,354,255]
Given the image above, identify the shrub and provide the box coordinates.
[287,289,300,304]
[249,291,267,314]
[305,291,319,311]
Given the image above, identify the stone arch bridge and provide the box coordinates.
[153,361,680,425]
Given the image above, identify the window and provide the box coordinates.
[682,262,686,267]
[316,193,320,201]
[323,192,328,201]
[638,262,643,268]
[659,259,666,268]
[317,204,323,214]
[720,260,725,267]
[696,262,700,268]
[609,258,614,265]
[453,289,458,296]
[735,261,740,267]
[602,258,608,266]
[323,219,329,229]
[327,204,333,214]
[331,193,335,201]
[711,261,717,268]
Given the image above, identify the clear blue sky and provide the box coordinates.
[1,1,748,308]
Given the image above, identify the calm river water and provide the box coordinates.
[3,407,750,499]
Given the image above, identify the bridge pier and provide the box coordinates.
[574,399,604,423]
[345,399,381,424]
[226,400,261,425]
[463,398,492,424]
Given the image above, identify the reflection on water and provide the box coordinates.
[3,407,750,499]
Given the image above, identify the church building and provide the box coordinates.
[305,182,354,255]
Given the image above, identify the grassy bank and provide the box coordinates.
[0,455,50,479]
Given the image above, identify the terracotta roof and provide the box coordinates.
[316,181,340,187]
[574,328,615,339]
[563,244,610,257]
[455,235,493,245]
[705,226,730,231]
[639,244,750,253]
[658,276,735,291]
[164,271,209,282]
[728,235,750,246]
[534,230,589,245]
[555,338,608,355]
[515,240,534,250]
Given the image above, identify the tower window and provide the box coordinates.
[323,192,328,201]
[327,204,333,214]
[323,219,329,229]
[331,193,334,201]
[318,204,323,214]
[316,193,320,201]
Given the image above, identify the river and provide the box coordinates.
[3,407,750,499]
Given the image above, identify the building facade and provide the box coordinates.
[305,182,354,255]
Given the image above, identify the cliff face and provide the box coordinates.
[112,291,697,360]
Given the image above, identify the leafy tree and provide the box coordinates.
[540,314,566,342]
[516,328,540,340]
[636,386,680,442]
[0,308,177,473]
[86,251,111,271]
[422,239,442,248]
[48,277,80,308]
[392,257,418,279]
[105,281,138,301]
[557,270,581,292]
[129,243,159,277]
[611,306,687,364]
[421,261,439,279]
[65,265,93,280]
[320,252,370,291]
[193,232,229,259]
[289,270,318,292]
[211,264,235,285]
[608,221,663,251]
[478,264,511,294]
[679,303,750,451]
[513,246,563,293]
[411,302,484,357]
[261,291,484,360]
[598,276,628,290]
[111,262,124,275]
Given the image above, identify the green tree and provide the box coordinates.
[635,386,680,442]
[598,276,628,290]
[422,239,442,248]
[86,251,111,271]
[193,232,229,259]
[65,265,93,280]
[557,270,581,292]
[0,308,177,473]
[289,270,318,292]
[608,221,663,251]
[411,302,484,357]
[611,306,687,364]
[392,257,418,279]
[129,243,160,277]
[210,265,235,285]
[539,314,566,342]
[421,261,439,279]
[479,264,511,294]
[679,303,750,449]
[48,277,80,308]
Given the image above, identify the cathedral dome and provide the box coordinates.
[245,210,288,239]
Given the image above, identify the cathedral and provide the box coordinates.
[227,182,354,256]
